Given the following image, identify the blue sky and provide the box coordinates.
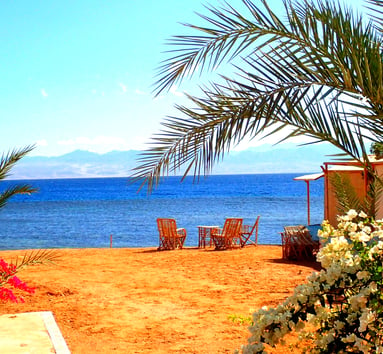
[0,0,365,157]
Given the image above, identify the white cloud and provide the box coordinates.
[90,89,105,96]
[41,89,48,97]
[119,83,127,92]
[169,85,183,97]
[135,89,147,95]
[36,139,48,147]
[57,136,147,153]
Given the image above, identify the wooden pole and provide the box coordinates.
[306,180,311,225]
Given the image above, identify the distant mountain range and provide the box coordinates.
[10,143,342,180]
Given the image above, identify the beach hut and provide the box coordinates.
[295,156,383,227]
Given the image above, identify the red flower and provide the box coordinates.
[0,259,34,302]
[0,287,18,303]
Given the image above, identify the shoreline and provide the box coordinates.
[0,244,282,252]
[0,246,319,353]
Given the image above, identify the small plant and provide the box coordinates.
[371,142,383,159]
[0,146,59,303]
[240,210,383,353]
[228,313,254,326]
[0,259,34,302]
[0,249,60,303]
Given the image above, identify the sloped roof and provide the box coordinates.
[294,173,324,181]
[294,165,364,181]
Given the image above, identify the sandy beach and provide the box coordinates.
[0,246,319,353]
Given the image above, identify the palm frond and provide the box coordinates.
[329,173,364,214]
[133,76,372,190]
[134,0,383,190]
[363,175,383,217]
[11,249,61,271]
[0,145,37,208]
[365,0,383,32]
[0,185,38,210]
[330,167,383,218]
[0,145,35,181]
[153,0,307,95]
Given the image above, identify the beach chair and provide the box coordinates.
[240,216,260,247]
[281,231,298,260]
[281,225,319,260]
[211,218,243,250]
[156,218,187,251]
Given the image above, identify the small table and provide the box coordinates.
[197,226,219,248]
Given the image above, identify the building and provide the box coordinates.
[295,156,383,226]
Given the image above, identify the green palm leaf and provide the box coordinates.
[11,249,61,271]
[0,145,35,180]
[133,0,383,191]
[0,145,38,208]
[0,185,38,210]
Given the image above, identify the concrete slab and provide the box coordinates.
[0,311,70,353]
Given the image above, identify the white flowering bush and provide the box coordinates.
[241,210,383,353]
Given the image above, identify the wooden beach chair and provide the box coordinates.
[211,218,243,250]
[240,216,260,247]
[281,225,319,260]
[156,218,187,251]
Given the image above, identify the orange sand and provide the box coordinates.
[0,246,319,353]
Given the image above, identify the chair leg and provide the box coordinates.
[240,233,250,247]
[177,236,185,249]
[158,236,165,251]
[212,237,225,250]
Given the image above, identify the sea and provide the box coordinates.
[0,174,324,250]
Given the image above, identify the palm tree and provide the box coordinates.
[132,0,383,191]
[0,146,60,277]
[0,145,60,302]
[0,145,38,209]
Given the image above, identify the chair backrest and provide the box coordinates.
[247,216,260,235]
[284,225,306,234]
[222,218,243,237]
[284,225,313,245]
[157,218,178,237]
[249,216,260,244]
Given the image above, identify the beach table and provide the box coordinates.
[197,226,219,248]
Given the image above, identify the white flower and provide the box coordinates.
[356,271,370,281]
[342,333,357,343]
[371,231,383,240]
[355,336,374,353]
[351,231,371,243]
[345,209,358,220]
[358,309,376,332]
[243,211,383,354]
[346,312,358,324]
[315,332,335,347]
[334,320,345,331]
[369,282,378,293]
[350,294,367,311]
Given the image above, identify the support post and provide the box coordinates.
[306,180,311,225]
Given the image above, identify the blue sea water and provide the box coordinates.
[0,174,324,250]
